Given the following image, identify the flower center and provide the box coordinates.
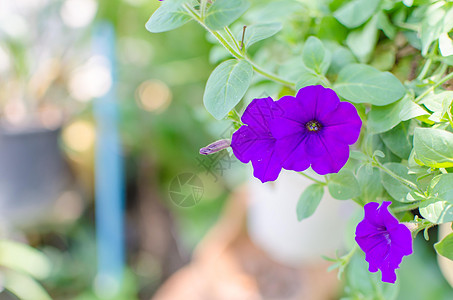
[305,120,322,132]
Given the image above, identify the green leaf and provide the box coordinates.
[380,122,413,159]
[328,45,357,75]
[435,232,453,261]
[421,5,453,55]
[334,64,405,106]
[345,252,400,299]
[413,128,453,168]
[399,96,428,121]
[333,0,380,28]
[241,22,282,48]
[302,36,332,75]
[0,240,51,279]
[377,11,396,39]
[203,59,253,120]
[419,91,453,118]
[419,198,453,224]
[428,174,453,204]
[295,67,323,89]
[145,0,191,33]
[368,94,423,134]
[357,165,384,204]
[246,0,304,22]
[278,58,309,82]
[380,163,417,203]
[368,101,402,134]
[318,16,348,43]
[346,16,379,62]
[296,183,324,221]
[328,169,360,200]
[205,0,250,30]
[364,134,400,164]
[3,270,52,300]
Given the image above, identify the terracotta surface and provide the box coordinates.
[151,186,340,300]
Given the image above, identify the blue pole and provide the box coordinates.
[92,22,125,296]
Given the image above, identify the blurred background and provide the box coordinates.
[0,0,452,299]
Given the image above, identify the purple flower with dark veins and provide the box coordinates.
[271,85,362,174]
[355,201,413,284]
[231,97,282,183]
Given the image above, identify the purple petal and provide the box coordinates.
[270,116,305,139]
[380,265,397,284]
[321,102,362,145]
[273,95,312,123]
[294,85,340,120]
[241,97,277,132]
[231,96,283,182]
[380,202,399,228]
[364,241,390,274]
[231,125,269,163]
[355,219,380,241]
[251,146,282,183]
[273,133,311,171]
[388,224,413,255]
[309,135,349,174]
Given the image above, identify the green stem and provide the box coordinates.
[200,0,208,19]
[433,63,448,81]
[183,4,295,88]
[372,161,422,193]
[341,245,358,263]
[319,74,332,88]
[248,61,295,87]
[395,22,419,31]
[299,172,326,185]
[391,202,421,213]
[416,58,432,81]
[415,71,453,103]
[184,4,242,58]
[224,26,240,51]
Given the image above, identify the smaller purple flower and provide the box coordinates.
[355,201,413,284]
[230,97,282,183]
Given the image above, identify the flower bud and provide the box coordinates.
[199,139,231,155]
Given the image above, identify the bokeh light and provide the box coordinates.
[60,0,98,28]
[68,56,112,102]
[136,80,172,113]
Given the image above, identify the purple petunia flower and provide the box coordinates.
[230,85,361,182]
[271,85,362,175]
[231,97,282,183]
[355,201,413,284]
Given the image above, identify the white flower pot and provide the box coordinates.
[247,169,355,266]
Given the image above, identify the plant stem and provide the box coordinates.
[391,202,422,213]
[248,61,295,87]
[200,0,208,19]
[372,160,422,193]
[395,22,419,31]
[183,4,295,88]
[341,245,358,263]
[416,58,432,81]
[415,71,453,103]
[224,26,240,51]
[299,172,326,185]
[240,25,247,51]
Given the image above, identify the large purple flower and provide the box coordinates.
[231,97,282,183]
[355,201,413,283]
[271,85,362,174]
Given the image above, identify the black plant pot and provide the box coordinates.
[0,125,71,226]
